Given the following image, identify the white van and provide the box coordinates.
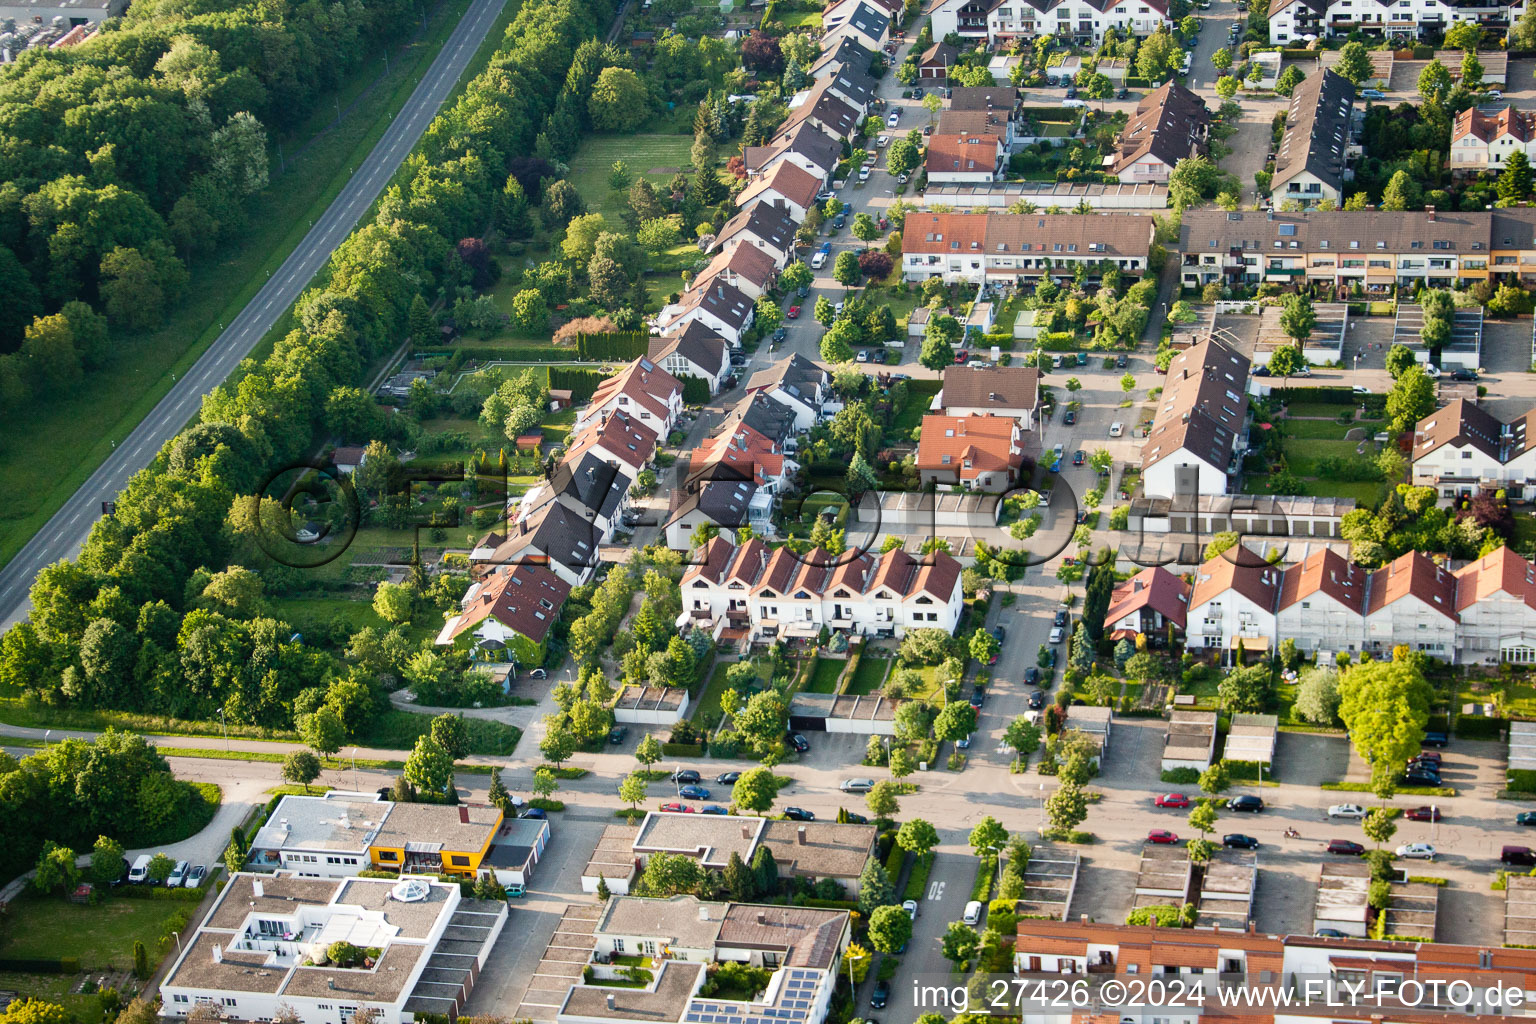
[963,900,983,925]
[128,854,152,884]
[166,860,190,887]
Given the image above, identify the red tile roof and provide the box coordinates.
[736,160,823,212]
[564,409,656,471]
[1453,104,1536,145]
[916,414,1021,482]
[1454,545,1536,613]
[1106,566,1190,630]
[901,211,989,255]
[1190,547,1282,613]
[586,357,682,427]
[442,564,570,645]
[924,133,1002,176]
[1276,547,1368,614]
[1366,550,1457,621]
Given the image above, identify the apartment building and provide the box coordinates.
[930,0,1171,46]
[1273,70,1356,208]
[1412,399,1536,500]
[1451,105,1536,174]
[901,211,1155,285]
[1107,82,1210,183]
[1178,207,1536,293]
[558,895,849,1024]
[1140,337,1251,498]
[161,873,506,1024]
[678,539,964,642]
[1269,0,1517,43]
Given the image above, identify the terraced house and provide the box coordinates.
[1178,207,1536,293]
[901,211,1155,285]
[930,0,1171,46]
[1268,0,1520,42]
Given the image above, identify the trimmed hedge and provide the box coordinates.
[0,958,79,974]
[576,330,649,361]
[115,884,208,902]
[801,897,859,910]
[550,366,610,402]
[415,345,571,362]
[661,742,705,757]
[903,851,935,901]
[1455,715,1504,739]
[1509,769,1536,794]
[679,374,711,405]
[1161,767,1200,784]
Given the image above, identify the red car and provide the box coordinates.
[786,305,801,319]
[954,350,969,364]
[659,802,694,813]
[1405,806,1443,822]
[1154,793,1191,809]
[1146,829,1180,845]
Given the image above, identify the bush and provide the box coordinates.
[661,742,705,757]
[1161,767,1200,784]
[1454,715,1503,739]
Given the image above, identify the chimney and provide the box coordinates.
[1266,209,1274,221]
[606,994,617,1011]
[328,980,336,991]
[797,826,808,845]
[741,823,753,840]
[460,805,470,824]
[1249,921,1257,933]
[212,943,223,963]
[700,906,711,922]
[1212,923,1220,933]
[252,879,264,899]
[757,911,768,924]
[1426,206,1436,222]
[1080,914,1089,924]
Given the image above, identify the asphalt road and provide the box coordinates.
[0,0,510,631]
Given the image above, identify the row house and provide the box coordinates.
[1451,105,1536,174]
[743,120,842,183]
[1140,337,1251,499]
[662,392,799,548]
[901,211,1155,285]
[1411,399,1536,500]
[1186,545,1474,663]
[709,203,798,270]
[777,80,863,143]
[1272,70,1356,208]
[1105,565,1190,641]
[648,322,732,395]
[677,538,965,642]
[744,353,833,432]
[808,35,877,80]
[1177,206,1536,293]
[655,276,755,346]
[689,243,778,302]
[931,0,1171,46]
[938,364,1042,429]
[1269,0,1517,42]
[819,0,891,52]
[573,357,684,441]
[1107,82,1210,184]
[735,159,823,223]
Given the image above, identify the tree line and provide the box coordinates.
[0,0,617,731]
[0,0,440,415]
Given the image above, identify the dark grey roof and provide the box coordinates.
[826,66,878,112]
[784,81,862,138]
[551,452,631,521]
[520,500,601,575]
[810,35,876,78]
[650,322,729,375]
[844,1,890,40]
[682,277,754,330]
[1110,82,1210,175]
[947,86,1020,112]
[1274,70,1355,192]
[745,353,828,404]
[764,121,843,174]
[695,479,759,526]
[714,203,798,256]
[735,392,798,444]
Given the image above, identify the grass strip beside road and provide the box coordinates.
[902,851,935,902]
[1321,782,1456,797]
[0,0,476,570]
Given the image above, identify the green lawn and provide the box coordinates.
[694,661,762,725]
[568,134,696,223]
[0,892,197,970]
[0,0,487,571]
[848,654,890,695]
[1282,418,1357,440]
[0,971,114,1023]
[890,379,942,437]
[1280,438,1363,476]
[804,657,846,694]
[778,8,822,27]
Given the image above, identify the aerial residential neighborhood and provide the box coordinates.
[18,0,1536,1022]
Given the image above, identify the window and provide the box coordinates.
[378,850,399,862]
[450,855,470,867]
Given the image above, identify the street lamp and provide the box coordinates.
[219,708,229,750]
[1038,782,1047,834]
[846,949,866,991]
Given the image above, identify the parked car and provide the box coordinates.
[1227,795,1264,813]
[810,251,828,268]
[842,812,869,824]
[1109,422,1124,437]
[887,110,900,127]
[1517,812,1536,826]
[856,349,870,363]
[1423,731,1449,747]
[1396,843,1436,860]
[700,805,728,815]
[678,784,710,800]
[902,899,918,917]
[840,778,875,793]
[1028,689,1046,709]
[1154,793,1191,809]
[1361,88,1386,100]
[1413,750,1442,764]
[1116,87,1129,99]
[659,802,694,813]
[969,691,985,710]
[1486,89,1505,99]
[789,733,810,753]
[184,864,208,889]
[1504,845,1536,865]
[1072,449,1086,465]
[833,213,846,229]
[1315,928,1348,938]
[1063,409,1076,425]
[166,860,190,887]
[786,304,801,318]
[1223,834,1259,850]
[877,135,890,147]
[1064,86,1078,98]
[858,166,871,182]
[1326,839,1365,856]
[523,807,548,819]
[716,771,741,784]
[1077,352,1088,366]
[1054,609,1068,628]
[1402,770,1442,787]
[1405,806,1442,822]
[871,980,890,1010]
[1327,804,1366,819]
[772,327,786,342]
[870,349,887,364]
[1146,829,1180,845]
[963,900,983,925]
[954,349,969,364]
[608,726,628,745]
[1024,667,1041,686]
[1116,353,1128,368]
[783,806,815,821]
[1049,626,1065,644]
[1451,369,1478,381]
[671,769,702,784]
